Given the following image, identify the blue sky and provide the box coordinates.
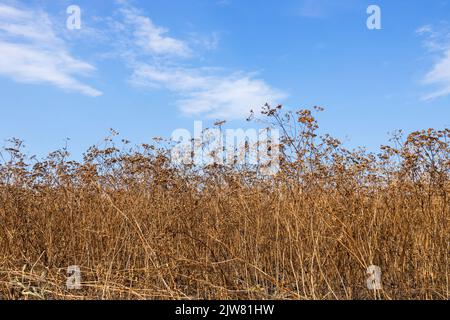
[1,0,450,158]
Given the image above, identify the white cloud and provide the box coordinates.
[116,3,285,119]
[0,3,101,96]
[422,49,450,100]
[417,25,450,100]
[131,64,286,119]
[179,75,286,119]
[119,6,191,57]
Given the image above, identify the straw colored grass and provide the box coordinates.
[0,106,448,300]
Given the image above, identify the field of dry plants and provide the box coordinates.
[0,105,448,300]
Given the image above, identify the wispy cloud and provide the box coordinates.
[417,24,450,100]
[0,3,101,97]
[115,2,285,119]
[130,64,286,119]
[119,5,191,57]
[0,1,284,113]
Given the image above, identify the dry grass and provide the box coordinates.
[0,106,448,300]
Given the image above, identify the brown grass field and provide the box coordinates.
[0,106,448,300]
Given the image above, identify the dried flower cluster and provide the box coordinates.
[0,106,448,300]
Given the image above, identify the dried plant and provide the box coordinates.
[0,106,448,300]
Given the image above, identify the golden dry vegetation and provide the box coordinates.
[0,105,448,300]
